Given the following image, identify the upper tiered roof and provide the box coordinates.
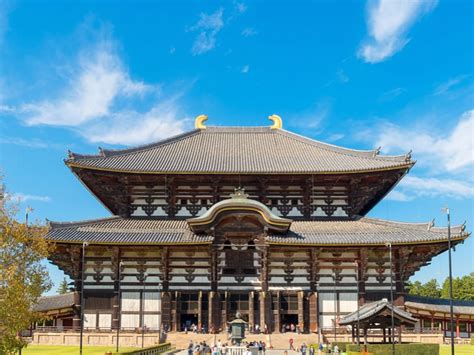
[66,116,413,174]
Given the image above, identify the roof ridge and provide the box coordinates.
[360,216,466,233]
[67,129,202,161]
[48,216,123,229]
[276,129,410,163]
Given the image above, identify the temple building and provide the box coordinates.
[45,115,470,335]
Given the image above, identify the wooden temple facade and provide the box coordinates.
[46,115,469,334]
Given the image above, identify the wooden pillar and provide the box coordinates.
[431,314,435,332]
[222,291,228,330]
[249,291,255,331]
[297,291,304,332]
[208,291,221,333]
[456,317,460,338]
[112,247,121,330]
[364,327,368,344]
[398,326,402,343]
[259,291,272,332]
[359,248,368,305]
[394,248,405,306]
[173,291,180,332]
[73,281,81,330]
[160,291,171,332]
[308,291,318,333]
[383,327,386,343]
[198,291,202,330]
[274,291,281,333]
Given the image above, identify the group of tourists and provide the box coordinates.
[287,339,341,354]
[187,340,267,355]
[183,323,208,334]
[281,323,302,333]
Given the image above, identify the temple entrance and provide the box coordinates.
[280,314,299,332]
[180,314,198,331]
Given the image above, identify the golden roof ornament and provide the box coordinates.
[195,114,208,129]
[231,187,249,199]
[268,114,282,129]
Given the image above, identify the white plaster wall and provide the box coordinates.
[84,313,97,329]
[122,292,140,312]
[98,314,112,329]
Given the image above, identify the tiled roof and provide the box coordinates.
[339,299,417,325]
[268,217,468,245]
[405,295,474,316]
[46,216,467,245]
[66,127,413,174]
[48,217,213,244]
[33,293,76,312]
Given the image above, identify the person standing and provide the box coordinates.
[289,337,295,351]
[300,342,308,355]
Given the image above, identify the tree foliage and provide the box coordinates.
[441,272,474,300]
[58,277,70,294]
[0,189,52,354]
[407,273,474,301]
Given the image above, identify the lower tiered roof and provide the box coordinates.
[46,216,468,246]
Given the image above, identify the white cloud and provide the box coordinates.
[4,24,190,146]
[82,101,187,145]
[326,133,345,142]
[190,8,224,55]
[22,42,154,126]
[0,104,16,113]
[388,176,474,201]
[0,137,52,149]
[386,190,412,202]
[241,27,257,37]
[374,110,474,172]
[336,69,349,83]
[434,75,469,96]
[359,0,437,63]
[235,2,247,14]
[379,87,405,101]
[7,193,52,203]
[241,65,250,74]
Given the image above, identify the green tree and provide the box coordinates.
[441,273,474,300]
[406,279,441,298]
[58,277,70,294]
[406,280,423,295]
[0,187,52,354]
[420,279,441,298]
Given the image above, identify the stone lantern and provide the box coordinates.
[228,312,247,345]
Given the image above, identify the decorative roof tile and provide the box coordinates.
[45,216,467,245]
[66,127,413,174]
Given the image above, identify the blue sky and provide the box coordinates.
[0,0,473,295]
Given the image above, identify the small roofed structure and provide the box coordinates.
[33,293,76,330]
[339,299,417,344]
